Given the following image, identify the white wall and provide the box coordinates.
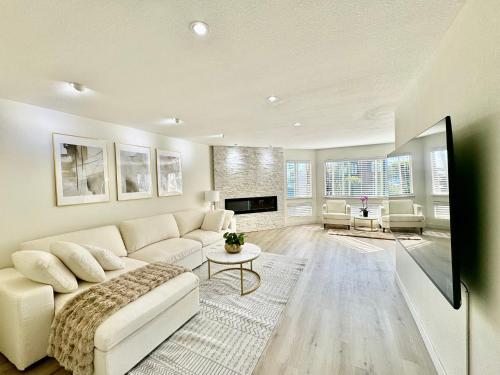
[0,99,212,268]
[283,149,317,225]
[395,0,500,374]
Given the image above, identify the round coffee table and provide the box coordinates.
[206,243,261,296]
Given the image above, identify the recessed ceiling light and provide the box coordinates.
[293,122,302,127]
[266,95,279,103]
[190,21,209,36]
[68,82,85,92]
[161,117,183,126]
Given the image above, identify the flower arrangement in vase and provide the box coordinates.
[223,232,245,254]
[360,195,369,217]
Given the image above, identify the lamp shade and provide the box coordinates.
[205,190,220,202]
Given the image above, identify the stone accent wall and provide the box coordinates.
[214,146,285,232]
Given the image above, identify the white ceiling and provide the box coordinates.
[0,0,465,149]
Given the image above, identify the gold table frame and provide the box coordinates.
[207,258,261,296]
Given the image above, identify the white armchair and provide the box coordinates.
[322,200,352,229]
[379,199,425,233]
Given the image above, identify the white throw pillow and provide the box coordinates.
[50,241,106,282]
[11,250,78,293]
[201,209,225,232]
[81,244,125,271]
[222,210,235,230]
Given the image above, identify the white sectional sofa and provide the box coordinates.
[0,208,235,374]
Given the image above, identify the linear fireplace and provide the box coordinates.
[225,196,278,215]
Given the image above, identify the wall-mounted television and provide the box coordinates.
[388,116,461,309]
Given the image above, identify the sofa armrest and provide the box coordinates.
[322,203,327,214]
[345,204,351,215]
[379,205,387,217]
[413,204,423,216]
[0,268,54,370]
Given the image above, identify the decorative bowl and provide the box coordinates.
[225,244,241,254]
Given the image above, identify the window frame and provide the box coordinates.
[430,148,449,196]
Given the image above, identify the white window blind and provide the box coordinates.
[434,203,450,219]
[431,149,449,195]
[324,159,386,197]
[386,155,413,196]
[287,201,313,217]
[287,161,312,198]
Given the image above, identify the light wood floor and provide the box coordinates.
[0,225,436,375]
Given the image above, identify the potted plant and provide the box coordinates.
[360,195,369,217]
[223,232,245,254]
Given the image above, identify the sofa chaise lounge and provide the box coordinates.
[0,208,235,374]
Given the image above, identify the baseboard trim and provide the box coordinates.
[395,272,447,375]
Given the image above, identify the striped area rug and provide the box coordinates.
[128,252,306,375]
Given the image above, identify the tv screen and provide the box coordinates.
[388,116,461,309]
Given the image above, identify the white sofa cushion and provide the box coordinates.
[323,213,351,220]
[128,238,202,265]
[182,229,223,247]
[11,251,78,293]
[119,214,180,253]
[173,208,206,236]
[82,244,125,271]
[201,209,225,232]
[326,200,346,213]
[389,200,414,214]
[383,214,425,223]
[20,225,127,257]
[50,242,106,283]
[222,210,235,230]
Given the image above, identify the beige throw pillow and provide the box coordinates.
[11,250,78,293]
[201,209,225,232]
[222,210,235,230]
[50,241,106,282]
[81,244,125,271]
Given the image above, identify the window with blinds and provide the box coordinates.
[324,159,386,197]
[386,155,413,196]
[434,202,450,219]
[287,201,313,217]
[431,149,449,195]
[287,161,312,198]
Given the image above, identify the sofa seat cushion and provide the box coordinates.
[323,213,351,220]
[182,229,223,247]
[54,262,199,352]
[128,238,201,265]
[54,258,148,312]
[382,214,425,222]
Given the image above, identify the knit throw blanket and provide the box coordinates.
[47,262,188,375]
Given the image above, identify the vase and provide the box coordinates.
[225,244,241,254]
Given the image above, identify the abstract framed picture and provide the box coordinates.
[53,133,110,206]
[156,149,183,197]
[115,143,152,200]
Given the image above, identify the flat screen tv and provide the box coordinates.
[388,116,461,309]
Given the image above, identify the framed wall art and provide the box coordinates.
[115,143,152,200]
[157,149,183,197]
[53,133,110,206]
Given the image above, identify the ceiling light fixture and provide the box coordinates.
[266,95,279,103]
[161,117,183,126]
[293,122,302,127]
[190,21,209,36]
[68,82,85,92]
[207,133,224,138]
